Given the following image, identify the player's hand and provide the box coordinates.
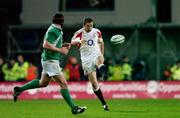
[60,47,69,55]
[71,37,82,45]
[81,39,86,45]
[62,42,71,49]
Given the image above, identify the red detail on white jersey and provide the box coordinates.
[72,30,83,48]
[75,31,83,40]
[97,31,102,39]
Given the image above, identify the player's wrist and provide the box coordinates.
[59,47,69,55]
[71,37,82,44]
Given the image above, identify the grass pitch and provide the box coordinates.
[0,99,180,118]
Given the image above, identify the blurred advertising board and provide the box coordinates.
[0,81,180,99]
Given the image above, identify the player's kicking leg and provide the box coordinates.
[96,55,109,81]
[13,74,50,102]
[53,75,87,114]
[88,72,109,111]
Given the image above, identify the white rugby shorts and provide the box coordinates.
[41,60,63,77]
[81,53,101,75]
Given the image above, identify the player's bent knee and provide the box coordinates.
[39,80,49,87]
[96,56,104,65]
[98,55,104,60]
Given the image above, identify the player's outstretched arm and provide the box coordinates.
[43,40,69,55]
[71,37,82,45]
[98,38,104,55]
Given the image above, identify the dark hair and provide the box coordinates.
[52,13,64,25]
[83,18,93,25]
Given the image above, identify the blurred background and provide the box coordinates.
[0,0,180,83]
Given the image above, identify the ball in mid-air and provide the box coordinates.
[110,34,125,44]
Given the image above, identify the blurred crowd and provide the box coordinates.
[104,55,149,81]
[1,54,180,82]
[0,54,38,82]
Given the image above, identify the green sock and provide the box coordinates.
[61,89,76,109]
[20,79,40,92]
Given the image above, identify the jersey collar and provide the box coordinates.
[52,24,62,30]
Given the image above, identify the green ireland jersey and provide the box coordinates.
[41,24,63,61]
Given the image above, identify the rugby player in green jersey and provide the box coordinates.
[13,13,86,114]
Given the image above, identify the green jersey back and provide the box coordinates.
[41,25,63,61]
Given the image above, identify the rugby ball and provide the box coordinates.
[110,34,125,44]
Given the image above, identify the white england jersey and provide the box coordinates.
[72,28,102,62]
[72,28,103,74]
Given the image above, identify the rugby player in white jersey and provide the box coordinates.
[71,18,109,111]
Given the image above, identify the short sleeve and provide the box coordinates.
[44,32,57,44]
[97,30,102,38]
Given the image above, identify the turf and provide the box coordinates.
[0,99,180,118]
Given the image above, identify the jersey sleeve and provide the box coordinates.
[97,30,102,39]
[71,30,83,48]
[97,29,103,42]
[44,26,61,44]
[44,32,57,44]
[71,30,82,41]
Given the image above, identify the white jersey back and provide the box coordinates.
[72,28,102,62]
